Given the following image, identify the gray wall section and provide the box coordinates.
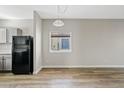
[33,11,43,73]
[43,19,124,67]
[1,19,124,68]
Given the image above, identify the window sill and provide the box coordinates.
[50,50,72,53]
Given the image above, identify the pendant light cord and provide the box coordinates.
[57,5,60,19]
[57,5,68,19]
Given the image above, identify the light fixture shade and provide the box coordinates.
[53,19,64,27]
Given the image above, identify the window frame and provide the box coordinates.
[49,32,72,53]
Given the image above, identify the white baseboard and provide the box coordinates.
[43,65,124,68]
[33,66,42,74]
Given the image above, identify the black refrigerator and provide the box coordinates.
[12,36,33,74]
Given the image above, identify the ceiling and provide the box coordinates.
[0,5,124,19]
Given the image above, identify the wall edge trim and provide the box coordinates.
[43,65,124,68]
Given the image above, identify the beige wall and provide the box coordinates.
[0,19,33,36]
[33,11,43,74]
[43,19,124,67]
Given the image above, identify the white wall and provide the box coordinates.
[33,11,43,74]
[43,19,124,67]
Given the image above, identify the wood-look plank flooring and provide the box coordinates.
[0,68,124,88]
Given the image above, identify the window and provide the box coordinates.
[49,32,72,53]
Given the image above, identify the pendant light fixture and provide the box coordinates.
[53,5,67,27]
[53,19,64,27]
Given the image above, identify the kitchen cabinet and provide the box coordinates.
[0,54,12,71]
[0,28,7,43]
[0,56,3,71]
[0,27,22,44]
[5,55,12,71]
[7,28,22,43]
